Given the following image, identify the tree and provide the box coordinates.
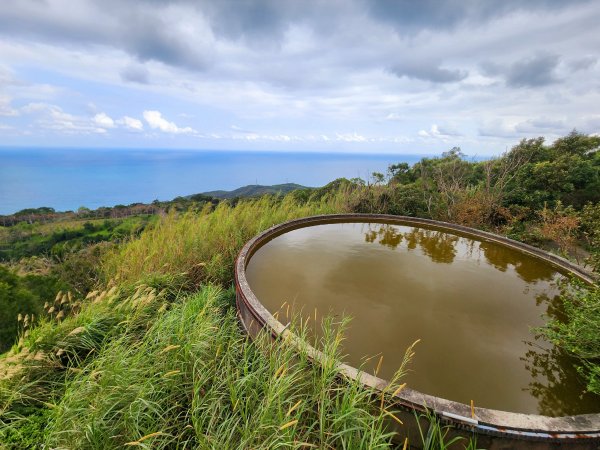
[370,172,385,185]
[387,162,411,184]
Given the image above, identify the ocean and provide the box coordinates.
[0,148,431,215]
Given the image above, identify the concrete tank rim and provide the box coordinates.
[234,213,600,438]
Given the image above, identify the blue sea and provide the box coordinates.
[0,148,431,215]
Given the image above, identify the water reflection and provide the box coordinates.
[364,224,559,282]
[522,290,598,416]
[406,228,459,264]
[364,224,458,263]
[364,224,403,249]
[522,341,597,415]
[479,241,556,283]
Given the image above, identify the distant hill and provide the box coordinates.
[199,183,310,199]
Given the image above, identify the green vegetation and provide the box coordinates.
[201,182,308,199]
[0,279,413,448]
[538,281,600,395]
[0,215,155,261]
[0,266,65,353]
[416,411,479,450]
[103,195,341,288]
[0,131,598,448]
[45,286,407,448]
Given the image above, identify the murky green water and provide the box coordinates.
[246,221,599,416]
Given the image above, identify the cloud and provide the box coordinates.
[418,124,462,138]
[390,62,468,83]
[0,95,18,117]
[93,112,115,128]
[0,65,22,87]
[580,115,600,134]
[0,1,214,71]
[21,102,107,134]
[127,10,213,70]
[120,64,149,84]
[0,1,599,154]
[335,132,367,142]
[478,120,519,138]
[479,117,572,138]
[569,56,597,72]
[484,53,561,87]
[514,117,569,134]
[367,0,591,33]
[200,0,296,42]
[118,115,144,131]
[143,110,195,134]
[385,112,404,121]
[230,124,256,133]
[242,133,301,142]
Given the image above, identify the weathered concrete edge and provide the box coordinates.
[234,213,600,441]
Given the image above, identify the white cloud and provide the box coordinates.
[0,64,23,88]
[418,124,462,139]
[514,117,569,134]
[142,110,195,134]
[230,124,254,133]
[581,115,600,134]
[118,115,144,131]
[21,102,106,134]
[385,112,404,121]
[0,95,18,116]
[230,132,299,142]
[93,112,115,128]
[479,117,577,139]
[478,120,519,138]
[335,132,367,142]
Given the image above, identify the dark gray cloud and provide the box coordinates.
[126,23,208,70]
[390,62,468,83]
[367,0,592,33]
[0,2,212,71]
[483,53,560,87]
[0,0,595,79]
[0,4,108,47]
[154,0,342,42]
[96,0,594,39]
[505,54,560,87]
[200,0,294,42]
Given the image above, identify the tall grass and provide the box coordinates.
[0,282,172,445]
[103,194,344,287]
[44,285,406,449]
[415,410,480,450]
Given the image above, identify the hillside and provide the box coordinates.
[200,183,309,199]
[0,131,599,448]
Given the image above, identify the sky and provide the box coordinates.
[0,0,599,155]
